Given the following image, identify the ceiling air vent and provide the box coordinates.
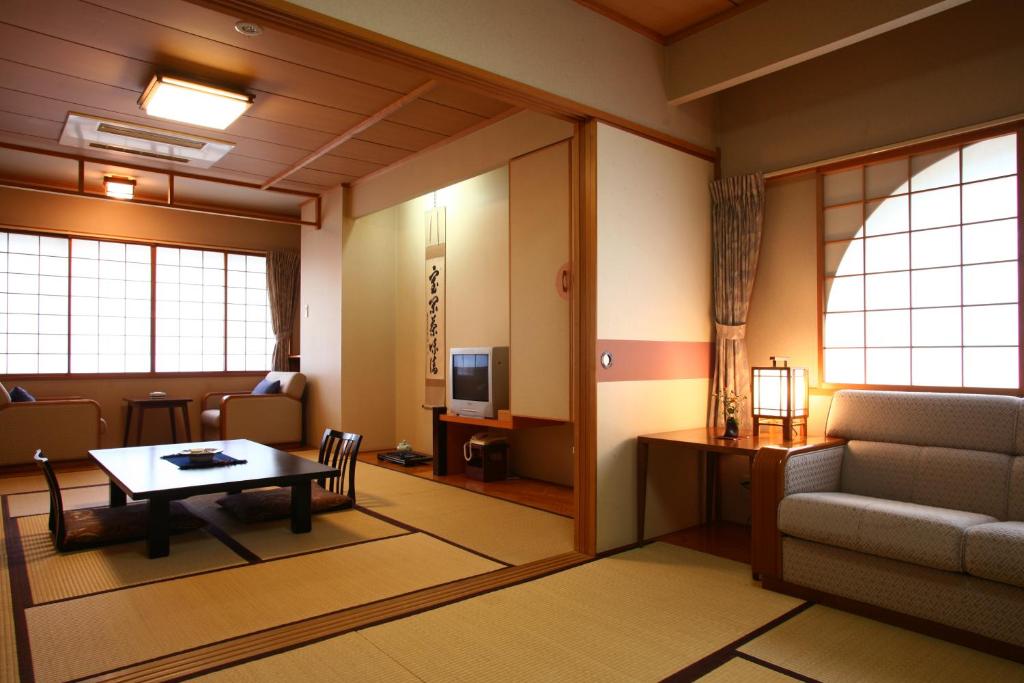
[59,113,234,169]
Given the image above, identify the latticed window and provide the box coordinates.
[821,130,1020,390]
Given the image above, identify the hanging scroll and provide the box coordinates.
[424,206,446,405]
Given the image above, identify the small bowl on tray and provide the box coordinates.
[179,447,221,464]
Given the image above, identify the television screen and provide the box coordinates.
[452,353,489,402]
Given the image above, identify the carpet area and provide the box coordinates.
[26,532,502,682]
[7,484,109,518]
[16,513,246,604]
[739,604,1024,682]
[198,542,1024,683]
[355,463,574,565]
[184,493,409,560]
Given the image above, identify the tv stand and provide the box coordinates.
[431,407,564,475]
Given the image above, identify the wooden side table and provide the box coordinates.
[123,397,193,446]
[636,428,842,546]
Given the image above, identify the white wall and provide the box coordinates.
[287,0,713,146]
[595,123,714,552]
[301,186,344,444]
[341,206,397,449]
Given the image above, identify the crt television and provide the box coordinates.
[448,346,509,419]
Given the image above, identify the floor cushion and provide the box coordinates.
[62,501,206,551]
[779,492,997,572]
[216,483,351,523]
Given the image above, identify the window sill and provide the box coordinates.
[0,371,269,381]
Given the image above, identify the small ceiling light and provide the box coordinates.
[234,21,263,36]
[139,75,252,130]
[103,175,136,200]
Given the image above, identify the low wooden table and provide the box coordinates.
[636,429,842,547]
[89,439,337,558]
[123,397,193,446]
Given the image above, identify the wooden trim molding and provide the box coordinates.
[595,340,711,382]
[574,120,598,556]
[183,0,717,163]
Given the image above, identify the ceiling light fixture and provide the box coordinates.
[103,175,136,200]
[234,21,263,36]
[139,75,252,130]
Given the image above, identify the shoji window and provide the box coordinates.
[822,131,1020,389]
[226,254,273,371]
[70,239,151,373]
[0,232,69,374]
[155,247,226,372]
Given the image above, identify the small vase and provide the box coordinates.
[722,416,739,439]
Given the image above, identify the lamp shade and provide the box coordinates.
[752,356,809,441]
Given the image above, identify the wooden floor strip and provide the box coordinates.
[82,551,590,683]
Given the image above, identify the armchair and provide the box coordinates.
[0,383,107,466]
[201,372,306,447]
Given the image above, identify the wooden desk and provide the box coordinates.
[123,397,192,446]
[636,428,842,547]
[90,439,337,558]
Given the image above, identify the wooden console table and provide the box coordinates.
[636,428,842,547]
[430,407,563,475]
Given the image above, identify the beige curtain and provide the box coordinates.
[267,250,300,371]
[708,174,765,432]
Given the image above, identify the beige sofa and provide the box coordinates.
[0,383,106,466]
[200,372,305,446]
[753,389,1024,657]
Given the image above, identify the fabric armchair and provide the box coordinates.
[200,372,306,446]
[0,388,106,466]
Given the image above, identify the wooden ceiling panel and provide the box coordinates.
[330,139,417,167]
[0,0,531,208]
[90,0,516,118]
[574,0,744,42]
[388,100,487,136]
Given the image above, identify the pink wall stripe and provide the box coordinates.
[596,339,712,382]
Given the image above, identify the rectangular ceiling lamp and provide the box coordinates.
[103,175,136,200]
[139,75,252,130]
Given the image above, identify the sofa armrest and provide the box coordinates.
[201,391,249,411]
[220,394,303,445]
[0,399,103,465]
[751,443,846,581]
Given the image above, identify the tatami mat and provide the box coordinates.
[0,467,108,495]
[0,513,19,683]
[697,657,798,682]
[195,632,420,683]
[356,463,574,565]
[184,493,410,559]
[7,484,109,518]
[16,513,246,605]
[26,532,502,682]
[740,605,1024,682]
[207,543,797,683]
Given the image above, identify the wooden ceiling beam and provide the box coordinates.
[260,79,436,189]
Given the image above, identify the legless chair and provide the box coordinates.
[216,429,362,523]
[34,451,205,552]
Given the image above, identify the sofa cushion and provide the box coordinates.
[825,390,1020,455]
[252,378,281,395]
[265,371,305,400]
[10,386,36,402]
[1011,458,1024,522]
[779,492,997,572]
[840,441,1012,519]
[201,409,220,428]
[0,382,10,406]
[964,522,1024,589]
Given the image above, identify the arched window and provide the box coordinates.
[821,130,1019,390]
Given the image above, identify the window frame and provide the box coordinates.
[816,121,1024,396]
[0,227,273,380]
